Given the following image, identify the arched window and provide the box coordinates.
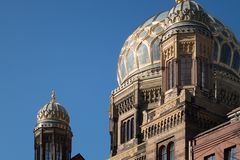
[121,122,125,144]
[139,30,147,39]
[220,43,231,65]
[130,118,134,139]
[121,117,134,144]
[56,143,59,160]
[59,144,62,160]
[180,56,192,86]
[159,146,167,160]
[124,122,128,143]
[167,142,175,160]
[119,59,127,80]
[153,26,163,34]
[167,61,175,89]
[126,50,136,73]
[197,59,208,88]
[224,145,236,160]
[127,120,130,141]
[232,51,240,71]
[45,143,52,160]
[213,41,219,61]
[56,143,62,160]
[152,40,161,61]
[137,43,150,66]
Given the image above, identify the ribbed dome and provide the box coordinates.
[166,0,208,26]
[209,17,240,76]
[117,0,240,86]
[117,11,168,85]
[37,101,70,124]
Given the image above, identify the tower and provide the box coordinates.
[34,92,73,160]
[109,0,240,160]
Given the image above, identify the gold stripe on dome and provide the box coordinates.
[176,0,183,3]
[37,102,70,124]
[175,0,189,4]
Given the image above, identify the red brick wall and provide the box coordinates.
[192,121,240,160]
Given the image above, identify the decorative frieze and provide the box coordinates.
[134,155,146,160]
[142,89,189,125]
[218,88,239,106]
[142,110,184,140]
[142,87,161,104]
[217,69,240,83]
[112,67,162,95]
[163,45,175,61]
[179,41,194,55]
[116,95,135,116]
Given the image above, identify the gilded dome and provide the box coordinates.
[117,0,240,85]
[117,11,168,85]
[36,92,70,125]
[37,102,70,124]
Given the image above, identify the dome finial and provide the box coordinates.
[51,90,56,103]
[175,0,189,4]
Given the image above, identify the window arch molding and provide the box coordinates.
[197,57,208,89]
[130,118,134,139]
[125,49,137,74]
[213,40,220,61]
[158,145,167,160]
[120,116,135,144]
[138,29,148,40]
[220,43,232,65]
[127,120,131,141]
[157,141,175,160]
[151,24,164,35]
[118,56,127,81]
[179,55,193,86]
[167,142,175,160]
[150,38,161,63]
[136,42,151,67]
[231,50,240,72]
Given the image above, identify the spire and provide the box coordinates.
[51,90,56,103]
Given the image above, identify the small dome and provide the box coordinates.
[169,0,203,15]
[37,92,70,125]
[166,0,209,27]
[37,102,70,124]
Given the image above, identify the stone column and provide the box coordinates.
[174,59,179,88]
[134,80,140,143]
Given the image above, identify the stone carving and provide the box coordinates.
[166,1,210,27]
[116,95,135,116]
[142,110,184,140]
[179,41,194,55]
[163,45,175,61]
[218,88,239,106]
[134,155,146,160]
[142,87,161,104]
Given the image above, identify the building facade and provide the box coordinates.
[191,107,240,160]
[34,92,84,160]
[109,0,240,160]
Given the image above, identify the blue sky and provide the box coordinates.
[0,0,239,159]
